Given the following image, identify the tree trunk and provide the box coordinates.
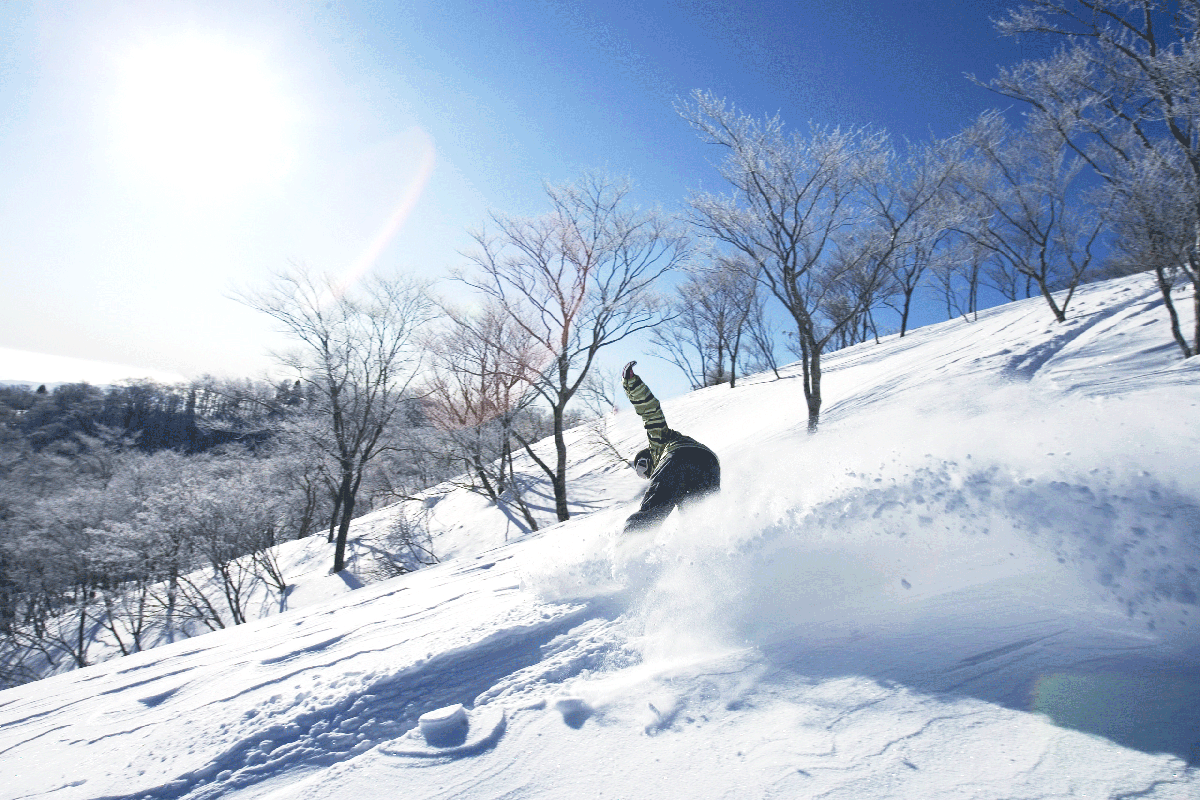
[900,286,914,337]
[806,353,822,434]
[332,468,356,573]
[471,455,500,503]
[1193,278,1200,356]
[163,573,178,643]
[729,326,743,388]
[796,323,822,434]
[551,405,570,522]
[327,484,342,544]
[1035,276,1067,323]
[73,592,90,668]
[504,446,540,534]
[1156,265,1194,358]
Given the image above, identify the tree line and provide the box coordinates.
[0,370,570,686]
[2,0,1197,686]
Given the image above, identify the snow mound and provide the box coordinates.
[381,705,506,757]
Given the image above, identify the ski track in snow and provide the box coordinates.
[2,274,1200,799]
[1,558,602,800]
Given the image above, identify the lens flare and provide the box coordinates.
[328,128,437,300]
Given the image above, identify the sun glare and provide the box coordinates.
[110,33,298,199]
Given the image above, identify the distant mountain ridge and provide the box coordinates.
[0,345,188,387]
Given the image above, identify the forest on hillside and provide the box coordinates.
[0,374,579,686]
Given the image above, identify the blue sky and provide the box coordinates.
[0,0,1029,389]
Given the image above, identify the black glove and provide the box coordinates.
[623,360,637,381]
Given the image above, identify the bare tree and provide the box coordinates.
[952,112,1101,322]
[422,301,542,531]
[576,366,622,419]
[827,229,900,347]
[883,219,958,334]
[929,235,991,322]
[978,0,1200,354]
[741,288,783,378]
[651,277,716,391]
[238,268,434,573]
[862,135,967,336]
[267,418,331,542]
[458,173,688,522]
[678,90,888,431]
[1107,146,1200,353]
[575,366,638,472]
[652,258,758,388]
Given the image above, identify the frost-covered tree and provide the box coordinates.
[16,488,116,668]
[421,301,543,531]
[951,112,1101,322]
[929,236,991,322]
[678,90,889,431]
[1105,146,1200,352]
[652,258,759,389]
[458,173,688,521]
[978,0,1200,354]
[238,268,434,573]
[862,136,967,336]
[0,399,342,685]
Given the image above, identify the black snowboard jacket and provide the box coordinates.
[623,373,720,533]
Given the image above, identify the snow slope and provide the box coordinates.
[3,274,1200,799]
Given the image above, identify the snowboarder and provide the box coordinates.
[622,361,720,534]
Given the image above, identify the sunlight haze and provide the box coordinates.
[0,0,1021,388]
[107,32,299,198]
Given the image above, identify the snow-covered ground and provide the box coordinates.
[3,274,1200,799]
